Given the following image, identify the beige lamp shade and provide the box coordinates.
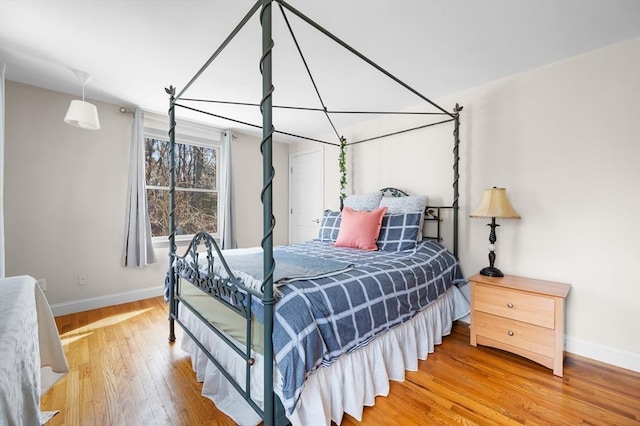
[470,187,520,219]
[64,100,101,130]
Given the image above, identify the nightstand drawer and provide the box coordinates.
[474,311,555,358]
[475,283,555,329]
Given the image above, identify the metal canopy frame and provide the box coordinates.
[166,1,462,425]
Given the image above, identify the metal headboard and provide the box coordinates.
[380,187,458,256]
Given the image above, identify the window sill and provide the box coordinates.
[152,235,220,250]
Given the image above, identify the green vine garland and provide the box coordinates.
[339,136,347,201]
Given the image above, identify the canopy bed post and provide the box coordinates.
[260,0,276,425]
[453,103,463,259]
[167,86,177,343]
[339,136,347,210]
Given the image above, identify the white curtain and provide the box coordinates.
[121,108,157,267]
[0,63,6,278]
[220,131,236,249]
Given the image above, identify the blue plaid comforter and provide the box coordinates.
[249,239,465,414]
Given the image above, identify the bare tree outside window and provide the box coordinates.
[145,137,218,237]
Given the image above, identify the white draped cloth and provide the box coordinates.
[0,276,69,425]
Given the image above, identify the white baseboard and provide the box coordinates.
[50,286,165,317]
[565,335,640,373]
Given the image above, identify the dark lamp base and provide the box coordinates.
[480,266,504,277]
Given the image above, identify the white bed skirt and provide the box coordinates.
[179,284,470,426]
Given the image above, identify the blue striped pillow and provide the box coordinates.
[377,212,422,251]
[379,195,428,241]
[317,210,341,241]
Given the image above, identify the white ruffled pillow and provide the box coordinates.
[343,191,383,211]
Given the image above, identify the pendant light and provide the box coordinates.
[64,69,100,130]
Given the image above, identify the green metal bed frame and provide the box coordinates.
[166,1,462,425]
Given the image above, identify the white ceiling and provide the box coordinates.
[1,0,639,141]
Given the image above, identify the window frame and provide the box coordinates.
[143,123,222,247]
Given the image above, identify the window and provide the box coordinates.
[145,133,220,240]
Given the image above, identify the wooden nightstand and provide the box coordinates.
[469,273,571,376]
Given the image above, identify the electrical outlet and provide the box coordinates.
[37,278,47,291]
[78,273,88,286]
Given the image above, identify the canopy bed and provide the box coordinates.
[165,1,466,425]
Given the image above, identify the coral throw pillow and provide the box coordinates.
[334,206,388,250]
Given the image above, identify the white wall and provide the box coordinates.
[323,38,640,371]
[233,132,290,248]
[4,81,289,313]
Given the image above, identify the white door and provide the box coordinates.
[289,148,324,243]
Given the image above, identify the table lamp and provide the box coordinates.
[470,187,520,277]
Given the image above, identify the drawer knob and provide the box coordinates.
[507,302,514,308]
[508,330,514,336]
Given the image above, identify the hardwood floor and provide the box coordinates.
[42,297,640,425]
